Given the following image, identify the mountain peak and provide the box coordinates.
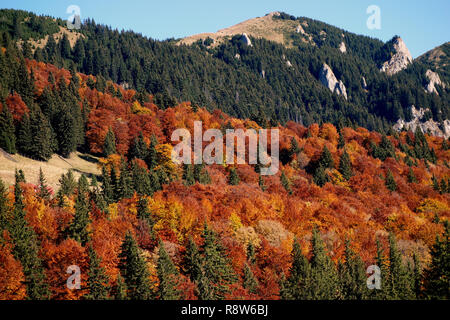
[177,11,300,47]
[380,36,413,75]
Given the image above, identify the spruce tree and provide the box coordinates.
[37,168,51,200]
[387,233,415,299]
[0,104,17,154]
[199,224,237,299]
[338,150,353,180]
[423,221,449,299]
[281,238,310,300]
[258,175,267,191]
[339,240,368,299]
[313,165,329,187]
[228,167,240,186]
[113,274,128,300]
[103,127,116,156]
[242,263,259,294]
[337,131,345,149]
[280,170,292,194]
[145,135,158,170]
[8,177,49,299]
[129,132,147,160]
[66,189,91,246]
[183,164,195,186]
[118,232,153,299]
[85,245,110,300]
[157,240,180,300]
[407,168,417,183]
[385,170,397,192]
[101,166,114,204]
[16,112,32,157]
[319,145,334,169]
[308,228,339,299]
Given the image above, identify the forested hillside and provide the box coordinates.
[1,9,448,133]
[0,34,449,299]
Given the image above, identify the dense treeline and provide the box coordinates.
[0,9,448,132]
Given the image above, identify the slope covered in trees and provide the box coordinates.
[0,43,449,299]
[0,9,448,133]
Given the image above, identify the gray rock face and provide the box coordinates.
[393,105,450,139]
[425,69,445,94]
[380,37,413,75]
[318,63,347,100]
[339,41,346,53]
[240,33,252,47]
[361,76,367,90]
[296,24,305,34]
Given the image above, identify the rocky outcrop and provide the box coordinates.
[240,33,252,47]
[339,41,346,53]
[361,76,367,90]
[380,37,412,75]
[318,63,347,100]
[296,24,305,34]
[393,105,450,138]
[425,69,445,94]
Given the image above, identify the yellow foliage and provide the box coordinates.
[229,212,243,232]
[416,198,449,214]
[131,101,153,115]
[108,203,119,220]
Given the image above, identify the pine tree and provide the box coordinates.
[258,175,267,191]
[412,252,422,299]
[280,170,292,194]
[281,238,310,300]
[387,233,415,299]
[313,165,329,187]
[129,132,147,160]
[118,232,153,299]
[112,274,128,300]
[337,131,345,149]
[101,166,114,204]
[183,164,195,186]
[432,174,440,191]
[194,164,211,184]
[8,177,49,299]
[29,108,53,161]
[199,224,237,299]
[56,110,77,158]
[0,104,17,154]
[0,178,9,230]
[319,145,334,169]
[16,112,32,157]
[289,137,301,159]
[15,169,26,183]
[184,237,203,284]
[246,242,256,265]
[407,168,417,183]
[439,178,447,194]
[228,167,240,186]
[85,245,110,300]
[66,189,91,246]
[57,170,77,199]
[242,263,259,294]
[308,228,339,299]
[339,240,368,299]
[145,135,158,170]
[423,221,449,299]
[338,150,353,180]
[37,168,51,200]
[385,169,397,192]
[131,161,152,196]
[117,160,133,199]
[103,127,116,156]
[157,240,180,300]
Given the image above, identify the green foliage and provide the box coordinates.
[228,167,240,186]
[338,150,353,180]
[242,263,259,294]
[0,105,16,154]
[118,232,154,299]
[66,189,91,245]
[423,221,450,299]
[103,127,116,156]
[157,240,180,300]
[85,245,110,300]
[385,169,397,192]
[280,170,292,194]
[37,168,51,200]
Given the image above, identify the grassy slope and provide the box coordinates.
[0,149,100,191]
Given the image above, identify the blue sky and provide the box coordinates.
[2,0,449,57]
